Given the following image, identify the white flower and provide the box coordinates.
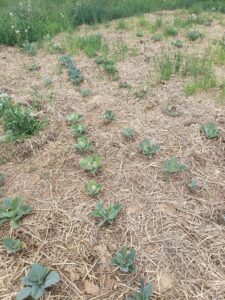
[11,25,15,29]
[9,12,14,17]
[16,30,20,34]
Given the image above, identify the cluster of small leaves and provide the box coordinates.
[85,180,103,196]
[16,263,60,300]
[80,88,91,97]
[103,60,119,78]
[121,128,137,140]
[66,112,84,124]
[59,55,84,86]
[75,136,93,152]
[201,122,220,139]
[91,203,122,226]
[139,139,160,159]
[80,155,102,175]
[71,124,86,137]
[112,247,136,273]
[0,196,32,229]
[3,237,25,254]
[188,30,203,41]
[164,27,178,36]
[22,40,37,56]
[151,34,162,42]
[163,157,188,176]
[127,280,153,300]
[172,39,183,48]
[104,110,116,123]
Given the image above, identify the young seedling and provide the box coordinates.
[80,88,91,97]
[16,263,60,300]
[151,34,162,42]
[172,39,183,48]
[200,122,220,139]
[0,196,32,229]
[95,56,104,65]
[164,27,178,36]
[188,30,203,41]
[79,155,102,175]
[66,112,84,124]
[188,179,198,191]
[74,136,93,152]
[136,31,144,38]
[91,203,122,226]
[112,247,136,273]
[3,237,25,254]
[163,157,188,177]
[103,60,118,77]
[127,279,153,300]
[85,180,103,196]
[121,128,137,140]
[104,110,116,123]
[59,55,84,86]
[139,139,160,159]
[71,124,86,137]
[119,81,132,89]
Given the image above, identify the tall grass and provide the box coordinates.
[0,0,222,46]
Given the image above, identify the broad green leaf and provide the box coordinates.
[44,271,60,288]
[27,264,49,285]
[31,285,45,299]
[3,237,24,254]
[16,287,32,300]
[201,122,219,139]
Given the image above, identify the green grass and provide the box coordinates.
[185,72,217,95]
[0,0,223,46]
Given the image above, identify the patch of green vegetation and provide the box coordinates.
[201,122,220,139]
[66,112,84,124]
[80,155,102,175]
[187,30,203,41]
[150,17,163,33]
[103,110,116,123]
[138,17,150,29]
[3,237,25,254]
[185,72,217,95]
[112,247,136,273]
[91,203,122,226]
[127,280,153,300]
[74,136,93,152]
[59,55,84,86]
[139,139,160,159]
[22,40,37,56]
[116,20,130,30]
[172,39,183,48]
[211,43,225,65]
[103,60,119,79]
[151,34,162,42]
[17,263,60,300]
[163,157,188,176]
[85,180,103,197]
[163,26,178,37]
[80,88,91,97]
[0,95,43,142]
[136,31,144,38]
[76,34,102,57]
[0,196,32,229]
[71,124,87,137]
[121,128,136,140]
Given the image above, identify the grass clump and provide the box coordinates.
[164,26,178,37]
[112,247,136,273]
[91,202,122,226]
[0,95,43,141]
[59,55,84,86]
[185,72,217,95]
[76,34,102,57]
[200,122,220,139]
[116,20,129,30]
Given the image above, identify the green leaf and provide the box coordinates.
[66,112,84,124]
[163,157,188,175]
[3,237,24,254]
[103,110,116,122]
[31,286,45,299]
[80,156,102,175]
[44,271,60,288]
[27,264,49,285]
[139,139,160,158]
[16,287,32,300]
[201,122,220,139]
[112,247,136,273]
[91,203,122,226]
[75,136,93,152]
[71,124,86,137]
[85,180,102,196]
[121,128,136,140]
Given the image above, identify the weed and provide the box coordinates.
[103,60,119,78]
[164,26,178,37]
[127,279,153,300]
[43,78,53,87]
[112,247,136,273]
[66,112,84,124]
[201,122,220,139]
[156,53,173,81]
[136,31,144,38]
[80,155,102,175]
[0,196,32,229]
[135,89,148,99]
[185,72,217,95]
[163,157,188,176]
[91,202,122,226]
[22,40,37,56]
[85,180,103,197]
[139,139,160,159]
[172,39,183,48]
[187,30,203,41]
[59,55,84,86]
[76,34,102,58]
[151,17,163,33]
[119,81,132,89]
[138,17,150,28]
[116,20,129,30]
[0,93,12,117]
[121,128,137,140]
[3,237,25,254]
[95,56,105,65]
[75,136,93,152]
[112,41,129,62]
[27,62,40,71]
[17,263,60,300]
[211,43,225,65]
[104,110,116,123]
[188,179,198,191]
[71,124,86,137]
